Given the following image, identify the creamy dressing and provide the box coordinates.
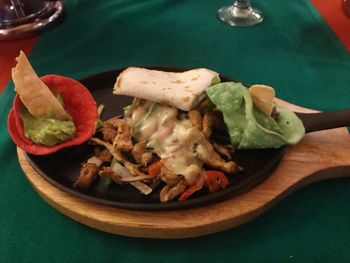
[126,100,154,126]
[129,102,203,184]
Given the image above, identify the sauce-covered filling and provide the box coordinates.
[126,101,204,184]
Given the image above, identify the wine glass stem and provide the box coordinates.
[233,0,251,9]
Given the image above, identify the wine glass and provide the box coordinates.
[218,0,263,27]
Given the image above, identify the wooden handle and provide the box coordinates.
[297,110,350,133]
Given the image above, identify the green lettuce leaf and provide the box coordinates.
[206,82,305,149]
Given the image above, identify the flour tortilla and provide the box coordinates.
[113,67,219,111]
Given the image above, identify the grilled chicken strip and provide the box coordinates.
[102,118,133,152]
[159,164,180,187]
[74,156,103,189]
[132,141,153,166]
[213,143,233,160]
[184,127,241,173]
[90,137,149,178]
[101,126,117,143]
[187,110,202,131]
[202,112,214,139]
[94,148,113,162]
[99,167,125,184]
[160,179,187,203]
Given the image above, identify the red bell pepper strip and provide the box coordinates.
[147,160,162,177]
[178,173,206,201]
[204,170,230,192]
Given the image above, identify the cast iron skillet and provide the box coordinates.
[25,67,350,211]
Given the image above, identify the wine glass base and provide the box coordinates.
[218,5,263,27]
[0,0,64,40]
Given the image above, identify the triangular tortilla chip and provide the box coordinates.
[12,51,71,120]
[249,84,276,116]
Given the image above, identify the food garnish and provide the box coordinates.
[74,67,305,203]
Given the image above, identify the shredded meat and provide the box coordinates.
[101,126,117,143]
[141,152,153,167]
[74,163,99,189]
[99,167,125,184]
[187,110,202,131]
[131,141,147,162]
[159,164,180,187]
[202,112,214,139]
[95,148,113,162]
[90,137,150,178]
[132,141,154,166]
[103,118,133,152]
[160,179,186,202]
[213,143,233,160]
[197,143,241,173]
[160,185,171,203]
[90,137,124,161]
[184,127,241,174]
[203,154,241,173]
[132,141,145,163]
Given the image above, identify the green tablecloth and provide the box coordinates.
[1,0,350,262]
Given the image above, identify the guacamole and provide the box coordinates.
[20,107,76,147]
[206,82,305,149]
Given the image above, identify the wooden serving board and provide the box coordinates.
[17,100,350,239]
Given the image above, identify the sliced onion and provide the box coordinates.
[111,160,152,195]
[130,182,153,195]
[111,160,131,178]
[97,104,105,118]
[87,156,103,167]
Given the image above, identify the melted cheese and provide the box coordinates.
[131,103,203,184]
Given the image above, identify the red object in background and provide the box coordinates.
[0,36,39,93]
[343,0,350,17]
[311,0,350,52]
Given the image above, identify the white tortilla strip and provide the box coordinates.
[249,84,276,116]
[12,51,70,120]
[113,67,219,111]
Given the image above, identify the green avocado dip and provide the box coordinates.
[206,82,305,149]
[20,107,76,147]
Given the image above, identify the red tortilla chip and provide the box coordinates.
[8,74,97,155]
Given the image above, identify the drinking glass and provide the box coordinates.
[218,0,263,27]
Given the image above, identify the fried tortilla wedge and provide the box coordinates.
[113,67,219,111]
[12,51,71,120]
[249,84,276,116]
